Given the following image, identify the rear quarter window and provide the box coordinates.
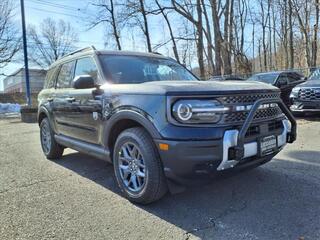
[56,61,76,88]
[44,67,58,89]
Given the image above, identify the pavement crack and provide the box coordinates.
[182,188,248,239]
[0,178,58,195]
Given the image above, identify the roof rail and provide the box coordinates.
[63,46,96,58]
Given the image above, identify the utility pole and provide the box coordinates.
[20,0,31,106]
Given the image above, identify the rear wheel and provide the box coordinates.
[40,118,64,159]
[113,127,167,204]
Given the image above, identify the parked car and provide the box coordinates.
[210,75,244,81]
[290,68,320,114]
[248,71,306,106]
[38,47,296,204]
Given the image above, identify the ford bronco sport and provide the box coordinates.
[38,46,296,204]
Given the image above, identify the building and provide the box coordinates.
[3,68,47,93]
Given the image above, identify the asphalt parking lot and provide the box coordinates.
[0,118,319,240]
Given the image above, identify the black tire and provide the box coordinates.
[40,118,64,159]
[113,127,167,204]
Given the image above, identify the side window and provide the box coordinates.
[56,61,75,88]
[277,74,288,85]
[44,67,57,89]
[74,57,98,81]
[287,73,302,83]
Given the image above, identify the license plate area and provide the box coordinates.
[259,135,277,156]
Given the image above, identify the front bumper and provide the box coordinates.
[290,99,320,112]
[156,98,296,184]
[156,119,290,183]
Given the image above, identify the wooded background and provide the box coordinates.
[1,0,320,79]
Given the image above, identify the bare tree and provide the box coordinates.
[288,0,294,68]
[124,0,153,52]
[311,0,319,68]
[151,0,180,63]
[293,0,312,67]
[91,0,122,50]
[28,18,78,68]
[171,0,205,78]
[0,0,20,71]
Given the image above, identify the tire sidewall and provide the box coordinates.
[113,130,155,200]
[40,118,54,157]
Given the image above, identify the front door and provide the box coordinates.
[64,57,102,144]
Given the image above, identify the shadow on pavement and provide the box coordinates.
[52,151,320,239]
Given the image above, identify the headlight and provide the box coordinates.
[290,87,300,98]
[292,87,301,93]
[172,99,228,124]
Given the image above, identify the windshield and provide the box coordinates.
[99,55,198,84]
[308,68,320,81]
[248,73,279,84]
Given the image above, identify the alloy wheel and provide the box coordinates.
[118,142,146,192]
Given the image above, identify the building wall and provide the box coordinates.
[3,68,46,94]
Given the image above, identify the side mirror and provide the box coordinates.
[72,75,95,89]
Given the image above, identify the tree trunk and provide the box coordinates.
[311,0,319,67]
[196,0,205,78]
[110,0,121,50]
[272,0,277,69]
[288,0,294,68]
[201,0,215,75]
[284,0,289,69]
[267,0,272,69]
[155,0,180,63]
[210,0,223,75]
[222,0,233,75]
[139,0,152,52]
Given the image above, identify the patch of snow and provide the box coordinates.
[0,103,21,113]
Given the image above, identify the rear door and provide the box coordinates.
[52,60,76,136]
[64,56,102,144]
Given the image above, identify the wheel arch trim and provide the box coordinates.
[102,109,161,148]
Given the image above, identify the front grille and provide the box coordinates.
[222,93,280,104]
[245,125,260,137]
[298,88,320,100]
[223,107,282,123]
[220,92,283,124]
[268,120,283,131]
[243,120,284,138]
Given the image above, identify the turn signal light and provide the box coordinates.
[159,143,169,151]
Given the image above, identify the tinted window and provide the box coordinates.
[56,61,75,88]
[99,55,197,84]
[74,57,98,81]
[277,74,288,84]
[287,72,304,83]
[308,68,320,81]
[44,67,57,88]
[248,73,279,84]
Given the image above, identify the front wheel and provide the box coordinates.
[40,118,64,159]
[113,127,167,204]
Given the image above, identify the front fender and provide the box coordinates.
[38,105,57,133]
[102,109,162,147]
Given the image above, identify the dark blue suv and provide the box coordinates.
[38,47,296,203]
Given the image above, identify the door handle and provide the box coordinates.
[66,97,76,103]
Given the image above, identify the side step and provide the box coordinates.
[55,135,111,162]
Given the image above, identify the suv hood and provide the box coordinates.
[297,80,320,88]
[104,80,279,95]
